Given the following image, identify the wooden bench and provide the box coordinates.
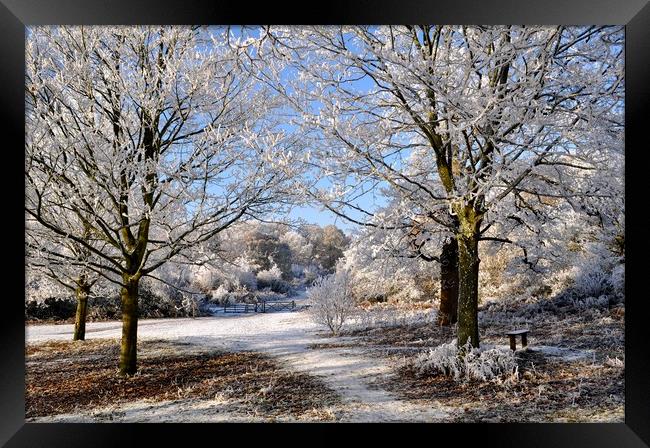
[506,329,529,351]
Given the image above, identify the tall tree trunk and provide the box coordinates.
[456,230,480,348]
[119,276,139,376]
[438,237,459,326]
[73,284,90,341]
[455,202,483,348]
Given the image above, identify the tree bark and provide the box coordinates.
[456,230,480,348]
[119,276,139,376]
[438,237,459,326]
[73,284,90,341]
[454,201,483,348]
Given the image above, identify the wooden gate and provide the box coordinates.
[222,300,296,313]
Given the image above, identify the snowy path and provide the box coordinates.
[26,308,449,422]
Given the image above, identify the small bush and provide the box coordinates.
[303,265,320,286]
[256,264,291,293]
[413,340,517,382]
[605,356,624,368]
[610,264,625,296]
[208,285,231,305]
[568,253,625,300]
[206,284,256,306]
[307,270,355,336]
[572,263,612,298]
[348,303,436,332]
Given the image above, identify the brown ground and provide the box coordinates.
[379,349,624,422]
[26,339,340,419]
[337,303,625,422]
[344,303,623,356]
[26,301,624,422]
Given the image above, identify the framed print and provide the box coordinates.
[2,0,649,446]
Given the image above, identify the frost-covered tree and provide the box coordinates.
[299,224,350,272]
[25,26,298,374]
[339,223,433,304]
[264,25,624,347]
[331,189,459,323]
[25,220,108,340]
[164,221,349,298]
[238,223,294,276]
[219,221,349,277]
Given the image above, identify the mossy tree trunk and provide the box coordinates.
[73,281,91,341]
[119,274,140,376]
[438,237,459,326]
[455,205,483,348]
[115,107,155,376]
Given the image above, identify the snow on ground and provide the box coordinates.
[26,300,450,422]
[530,345,596,362]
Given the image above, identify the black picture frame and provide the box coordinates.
[2,0,648,446]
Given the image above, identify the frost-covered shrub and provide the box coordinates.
[234,266,258,291]
[605,356,624,368]
[208,284,231,305]
[207,283,256,305]
[25,284,204,321]
[463,345,518,382]
[610,263,625,296]
[338,230,435,305]
[138,286,201,318]
[256,263,290,293]
[414,340,463,378]
[307,270,356,336]
[347,264,425,304]
[191,265,217,293]
[256,263,282,283]
[254,289,288,302]
[548,268,576,298]
[571,258,613,298]
[230,286,256,303]
[179,295,200,317]
[303,265,320,285]
[347,303,437,332]
[290,263,305,278]
[209,255,259,292]
[560,240,624,300]
[573,295,610,310]
[413,340,517,382]
[86,295,121,320]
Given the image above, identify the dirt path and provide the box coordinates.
[26,308,449,422]
[277,346,448,422]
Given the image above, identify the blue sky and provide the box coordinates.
[288,204,354,231]
[242,26,392,234]
[286,187,389,234]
